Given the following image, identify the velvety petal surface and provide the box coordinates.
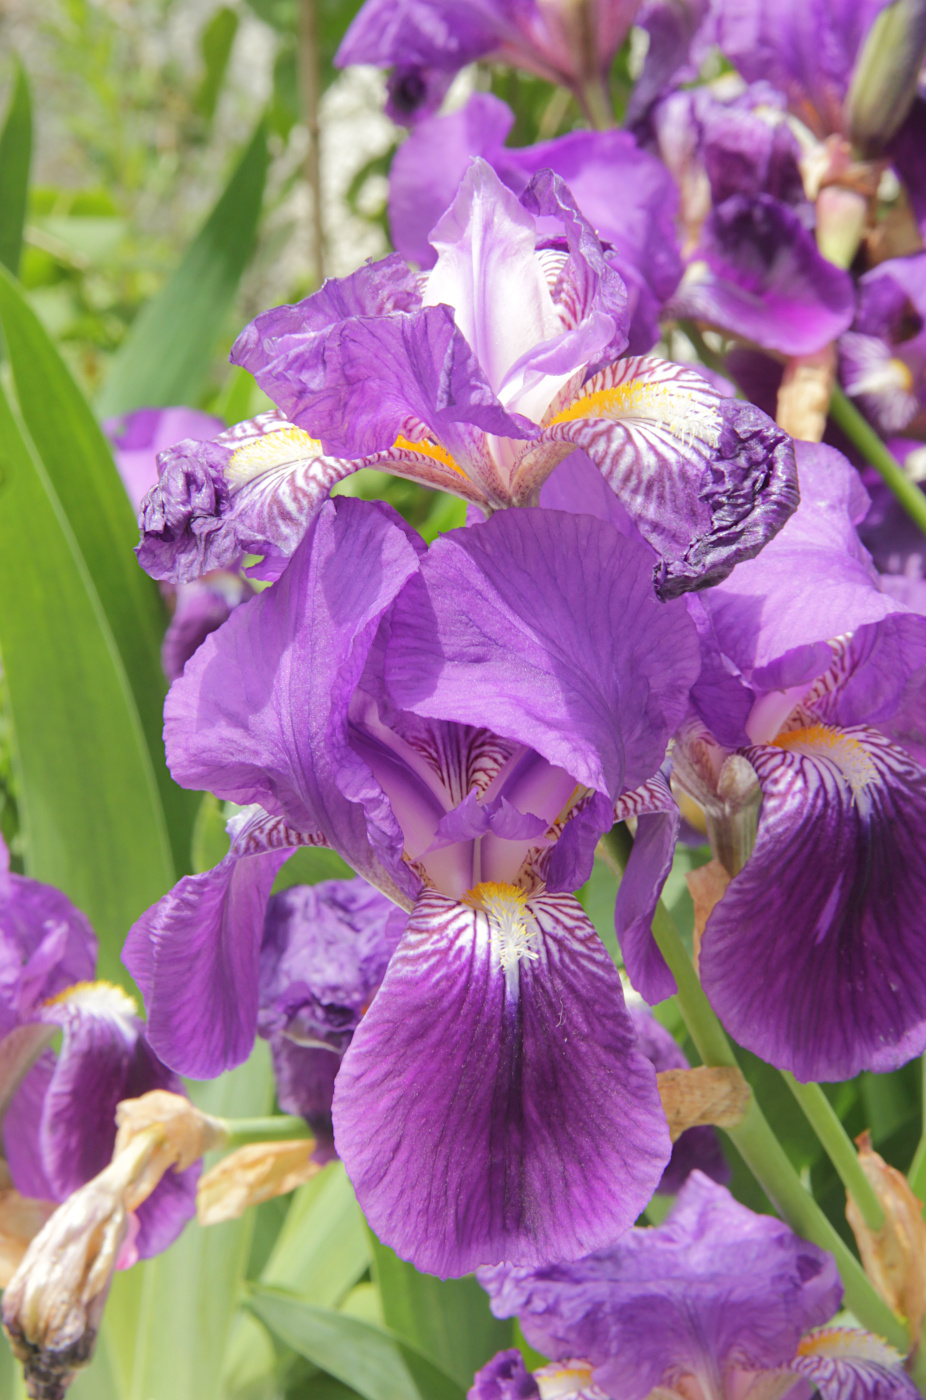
[701,725,926,1080]
[333,888,670,1277]
[384,507,700,802]
[478,1171,841,1399]
[164,498,423,904]
[538,357,798,597]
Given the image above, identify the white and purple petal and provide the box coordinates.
[333,888,670,1277]
[790,1329,920,1400]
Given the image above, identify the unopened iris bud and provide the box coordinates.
[196,1139,320,1226]
[847,0,926,154]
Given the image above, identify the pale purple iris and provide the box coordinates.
[335,0,642,125]
[470,1171,918,1400]
[258,878,406,1159]
[388,93,682,353]
[839,254,926,436]
[136,160,796,602]
[105,407,252,681]
[124,495,708,1275]
[632,442,926,1082]
[0,840,196,1258]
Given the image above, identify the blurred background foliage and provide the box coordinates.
[0,3,920,1397]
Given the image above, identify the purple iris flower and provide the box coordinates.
[627,1001,729,1195]
[0,839,196,1259]
[105,407,252,681]
[635,441,926,1082]
[387,93,682,354]
[471,1171,918,1400]
[258,878,406,1160]
[335,0,642,125]
[136,160,796,602]
[839,254,926,436]
[125,494,709,1275]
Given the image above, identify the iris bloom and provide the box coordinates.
[628,441,926,1082]
[125,496,707,1275]
[136,161,796,602]
[471,1171,918,1400]
[839,254,926,436]
[0,839,196,1259]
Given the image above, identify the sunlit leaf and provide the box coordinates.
[261,1162,368,1305]
[0,59,31,276]
[196,7,240,125]
[96,122,269,417]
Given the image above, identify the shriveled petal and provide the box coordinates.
[333,889,669,1277]
[614,775,680,1004]
[469,1349,541,1400]
[700,726,926,1080]
[479,1172,841,1396]
[790,1328,920,1400]
[385,508,699,804]
[672,196,854,356]
[104,406,223,515]
[537,357,798,597]
[164,499,422,903]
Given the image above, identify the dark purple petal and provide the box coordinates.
[613,775,680,1004]
[791,1329,920,1400]
[0,861,96,1039]
[104,406,224,514]
[4,1052,55,1199]
[269,1038,339,1162]
[333,889,670,1277]
[164,499,423,903]
[701,726,926,1080]
[540,357,799,598]
[468,1350,540,1400]
[626,0,712,124]
[161,573,253,681]
[541,790,614,894]
[386,64,454,125]
[889,97,926,237]
[385,507,700,802]
[671,196,855,356]
[336,0,497,74]
[478,1171,841,1396]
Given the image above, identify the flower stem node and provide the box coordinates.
[196,1139,321,1226]
[656,1066,752,1143]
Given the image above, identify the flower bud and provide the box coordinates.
[196,1139,320,1226]
[847,0,926,154]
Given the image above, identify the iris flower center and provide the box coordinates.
[463,881,540,970]
[227,427,321,485]
[773,723,876,797]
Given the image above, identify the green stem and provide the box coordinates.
[600,828,910,1352]
[783,1074,885,1230]
[829,385,926,538]
[907,1054,926,1203]
[219,1115,311,1150]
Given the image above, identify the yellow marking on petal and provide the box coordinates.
[890,358,914,393]
[549,380,721,448]
[535,1360,596,1400]
[463,881,539,970]
[796,1326,902,1366]
[43,980,138,1017]
[773,723,877,797]
[227,427,322,486]
[392,434,469,479]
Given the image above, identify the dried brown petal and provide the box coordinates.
[846,1131,926,1336]
[686,858,731,972]
[656,1066,751,1142]
[776,345,837,443]
[197,1140,322,1226]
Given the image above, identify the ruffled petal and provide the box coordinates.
[614,775,680,1004]
[384,507,699,803]
[537,356,798,597]
[700,726,926,1080]
[0,867,96,1038]
[333,888,669,1277]
[164,498,422,903]
[790,1329,920,1400]
[468,1350,541,1400]
[105,406,223,514]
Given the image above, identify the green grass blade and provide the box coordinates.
[196,7,239,125]
[0,264,196,877]
[96,122,268,416]
[261,1162,369,1305]
[0,60,31,276]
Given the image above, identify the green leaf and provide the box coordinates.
[261,1162,368,1305]
[96,122,268,416]
[249,1286,465,1400]
[0,381,173,983]
[0,59,31,276]
[192,792,232,874]
[196,7,240,125]
[0,264,196,881]
[366,1235,512,1391]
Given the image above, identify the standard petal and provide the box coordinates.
[385,507,700,803]
[333,889,669,1277]
[700,726,926,1081]
[164,498,423,903]
[538,357,798,596]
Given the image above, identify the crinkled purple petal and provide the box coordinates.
[671,196,854,356]
[614,775,680,1004]
[385,507,699,802]
[104,406,224,514]
[161,573,253,681]
[701,726,926,1080]
[790,1330,920,1400]
[164,499,423,903]
[333,888,670,1277]
[0,867,96,1039]
[468,1350,540,1400]
[538,357,799,598]
[478,1171,841,1398]
[700,442,904,684]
